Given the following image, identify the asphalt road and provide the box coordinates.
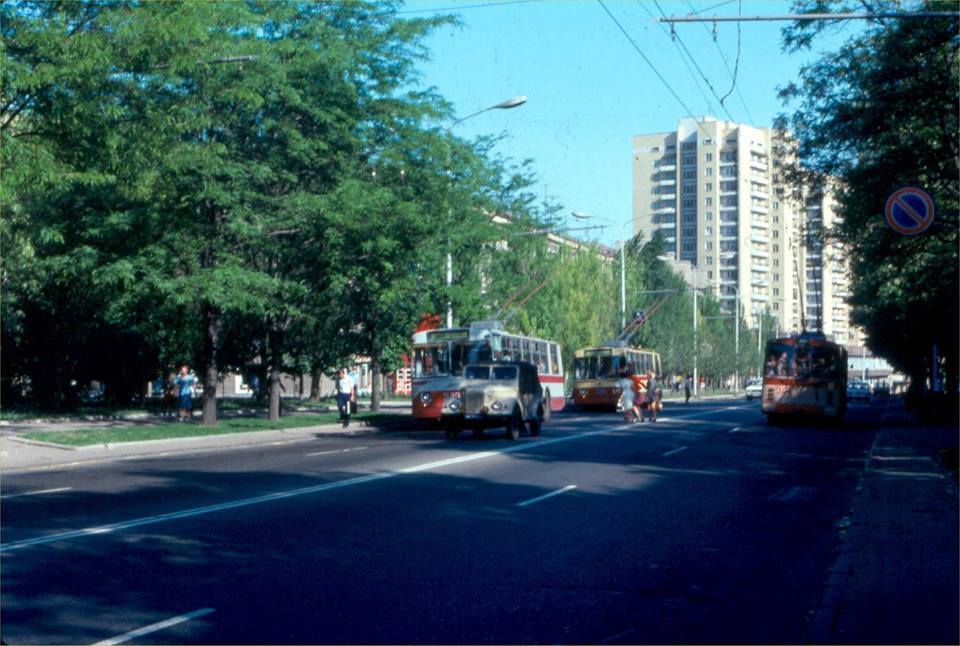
[1,398,883,644]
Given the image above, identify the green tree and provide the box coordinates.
[776,0,959,394]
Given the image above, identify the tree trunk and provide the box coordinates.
[268,366,282,421]
[201,308,221,427]
[309,365,322,402]
[370,348,382,413]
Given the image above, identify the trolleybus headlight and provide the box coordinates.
[579,388,587,397]
[491,400,503,411]
[419,392,433,404]
[448,398,462,412]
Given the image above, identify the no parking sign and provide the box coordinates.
[884,187,935,236]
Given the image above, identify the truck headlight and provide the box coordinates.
[448,398,462,411]
[491,400,503,411]
[419,392,433,404]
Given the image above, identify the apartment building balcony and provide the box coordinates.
[751,249,770,258]
[659,163,676,171]
[750,234,769,245]
[652,205,676,213]
[657,179,676,186]
[657,223,677,231]
[751,294,770,302]
[751,264,769,273]
[750,189,768,199]
[750,204,769,214]
[750,174,769,185]
[750,160,767,172]
[751,218,770,229]
[659,193,676,201]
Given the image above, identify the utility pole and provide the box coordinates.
[693,268,698,397]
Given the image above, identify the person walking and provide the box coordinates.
[646,372,660,422]
[174,365,196,421]
[617,369,636,423]
[684,374,692,404]
[336,368,355,428]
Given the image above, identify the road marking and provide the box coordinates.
[517,484,577,508]
[0,405,748,552]
[662,446,688,457]
[92,607,214,645]
[305,446,368,457]
[600,627,636,643]
[0,487,72,500]
[766,486,819,502]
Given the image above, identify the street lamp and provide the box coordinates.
[445,95,527,329]
[572,211,630,330]
[712,280,740,390]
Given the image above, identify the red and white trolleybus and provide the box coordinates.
[761,331,848,423]
[411,320,565,422]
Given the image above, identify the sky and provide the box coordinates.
[400,0,859,244]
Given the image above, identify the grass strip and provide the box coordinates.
[20,412,405,447]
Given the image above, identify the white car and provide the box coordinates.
[745,380,764,401]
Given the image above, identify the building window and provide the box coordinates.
[773,244,779,252]
[705,167,713,177]
[705,183,713,191]
[705,226,713,235]
[705,211,713,220]
[772,201,779,209]
[702,139,713,146]
[705,197,713,206]
[773,288,780,295]
[707,256,713,265]
[773,230,779,238]
[705,241,713,250]
[773,303,779,311]
[773,259,779,267]
[707,270,713,279]
[773,273,779,280]
[705,152,713,161]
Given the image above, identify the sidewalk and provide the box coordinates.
[809,398,959,644]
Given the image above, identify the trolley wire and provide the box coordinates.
[596,0,710,136]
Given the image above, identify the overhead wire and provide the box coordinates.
[395,0,546,15]
[635,0,717,117]
[651,0,737,122]
[685,0,755,123]
[595,0,710,137]
[717,0,744,113]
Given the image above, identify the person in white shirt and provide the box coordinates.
[337,368,356,427]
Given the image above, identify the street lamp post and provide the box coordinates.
[712,280,740,390]
[445,95,527,329]
[572,212,630,330]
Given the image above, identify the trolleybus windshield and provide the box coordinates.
[765,342,843,380]
[573,350,619,380]
[413,340,493,377]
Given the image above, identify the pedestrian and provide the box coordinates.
[336,368,356,428]
[646,372,660,422]
[684,374,692,404]
[617,369,636,423]
[631,371,646,423]
[174,365,196,421]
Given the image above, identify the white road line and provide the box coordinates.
[91,607,214,645]
[662,446,688,457]
[1,404,748,553]
[305,446,368,457]
[0,487,72,500]
[517,484,577,508]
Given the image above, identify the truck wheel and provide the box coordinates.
[505,407,522,440]
[528,405,543,437]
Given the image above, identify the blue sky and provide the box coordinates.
[402,0,858,243]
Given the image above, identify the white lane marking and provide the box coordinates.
[305,446,368,457]
[1,405,748,553]
[0,487,72,500]
[517,484,577,508]
[92,607,214,645]
[662,446,688,457]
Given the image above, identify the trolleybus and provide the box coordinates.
[761,331,848,422]
[411,320,565,422]
[572,343,662,411]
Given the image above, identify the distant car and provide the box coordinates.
[446,361,547,440]
[847,381,871,402]
[745,379,764,401]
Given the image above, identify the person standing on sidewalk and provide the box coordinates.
[174,365,196,421]
[336,368,355,428]
[684,374,692,404]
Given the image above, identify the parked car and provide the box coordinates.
[445,361,547,440]
[745,379,764,401]
[847,381,871,402]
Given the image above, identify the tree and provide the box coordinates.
[776,0,959,394]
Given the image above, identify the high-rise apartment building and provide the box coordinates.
[632,116,860,344]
